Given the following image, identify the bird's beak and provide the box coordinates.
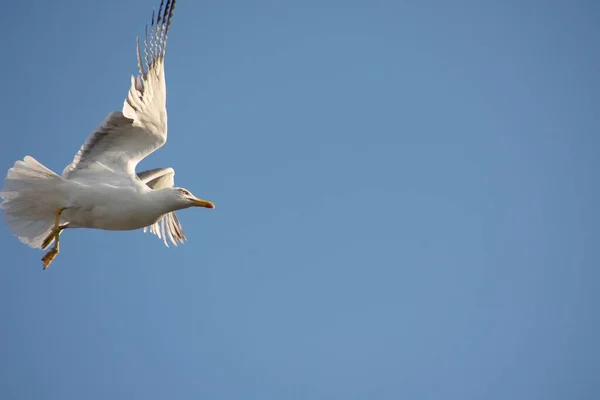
[192,198,215,208]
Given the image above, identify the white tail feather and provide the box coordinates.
[1,156,68,249]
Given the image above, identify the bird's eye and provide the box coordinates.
[179,189,189,196]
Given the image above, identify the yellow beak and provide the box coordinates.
[192,198,215,208]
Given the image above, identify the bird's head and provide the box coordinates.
[168,187,215,210]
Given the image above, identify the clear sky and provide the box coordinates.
[0,0,598,399]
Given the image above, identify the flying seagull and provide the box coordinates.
[0,0,215,269]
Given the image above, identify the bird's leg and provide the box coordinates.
[40,223,68,254]
[41,208,67,270]
[41,222,68,250]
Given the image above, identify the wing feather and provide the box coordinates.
[64,0,177,180]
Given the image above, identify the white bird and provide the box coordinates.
[0,0,215,269]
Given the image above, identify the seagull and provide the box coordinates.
[0,0,215,270]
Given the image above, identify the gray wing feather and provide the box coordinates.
[137,167,174,185]
[64,0,177,181]
[62,112,157,180]
[137,167,186,247]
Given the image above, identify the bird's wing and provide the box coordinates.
[137,167,186,247]
[63,0,177,182]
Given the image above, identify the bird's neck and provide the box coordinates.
[146,189,181,216]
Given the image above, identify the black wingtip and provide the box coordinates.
[164,0,176,45]
[157,0,165,25]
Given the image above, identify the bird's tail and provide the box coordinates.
[0,156,68,249]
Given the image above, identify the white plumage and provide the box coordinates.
[0,0,215,269]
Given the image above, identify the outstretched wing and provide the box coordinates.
[137,167,186,247]
[64,0,177,181]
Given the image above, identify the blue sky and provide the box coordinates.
[1,0,598,398]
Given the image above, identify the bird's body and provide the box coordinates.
[0,0,215,269]
[59,183,163,231]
